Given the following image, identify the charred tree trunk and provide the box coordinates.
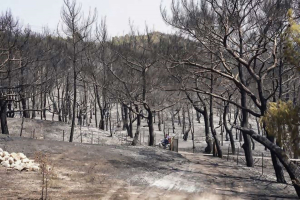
[196,111,200,123]
[128,105,133,138]
[69,61,77,142]
[132,105,141,146]
[178,109,181,126]
[158,111,162,131]
[183,105,191,141]
[223,103,236,155]
[210,111,222,158]
[182,107,185,137]
[147,109,154,146]
[171,109,175,133]
[240,98,253,167]
[94,85,104,130]
[237,127,300,198]
[0,100,9,134]
[31,90,36,119]
[43,91,47,120]
[209,53,222,157]
[268,134,286,183]
[123,104,132,137]
[57,87,61,122]
[94,99,97,128]
[20,62,29,118]
[203,108,212,153]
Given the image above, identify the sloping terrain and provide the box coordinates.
[0,135,297,200]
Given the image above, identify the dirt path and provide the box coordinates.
[0,136,297,199]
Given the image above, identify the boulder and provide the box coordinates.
[1,161,10,168]
[18,153,26,160]
[14,165,25,171]
[10,153,20,161]
[8,157,14,165]
[3,156,9,161]
[31,165,39,171]
[3,151,9,157]
[14,160,21,166]
[22,158,30,163]
[0,148,3,152]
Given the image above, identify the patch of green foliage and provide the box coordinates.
[261,101,300,157]
[282,9,300,70]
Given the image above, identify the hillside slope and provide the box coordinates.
[0,135,297,200]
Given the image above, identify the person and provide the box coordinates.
[167,134,171,144]
[163,135,169,147]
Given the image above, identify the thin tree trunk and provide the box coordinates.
[158,111,162,131]
[132,105,141,146]
[94,99,97,128]
[69,58,77,142]
[128,105,133,138]
[147,109,154,146]
[210,56,222,157]
[203,109,212,153]
[223,103,236,155]
[183,105,191,141]
[31,90,36,119]
[0,100,9,134]
[182,107,185,137]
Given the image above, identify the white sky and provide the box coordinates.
[1,0,174,37]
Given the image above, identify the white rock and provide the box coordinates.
[18,153,26,160]
[0,151,40,172]
[1,161,10,168]
[10,153,20,161]
[3,151,9,157]
[8,158,14,165]
[8,157,14,165]
[31,165,39,171]
[22,158,30,163]
[14,165,24,171]
[14,160,21,165]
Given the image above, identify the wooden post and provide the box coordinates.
[91,131,93,144]
[262,153,264,175]
[140,129,141,145]
[63,130,65,141]
[227,144,230,161]
[221,130,223,146]
[237,147,239,165]
[20,117,25,137]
